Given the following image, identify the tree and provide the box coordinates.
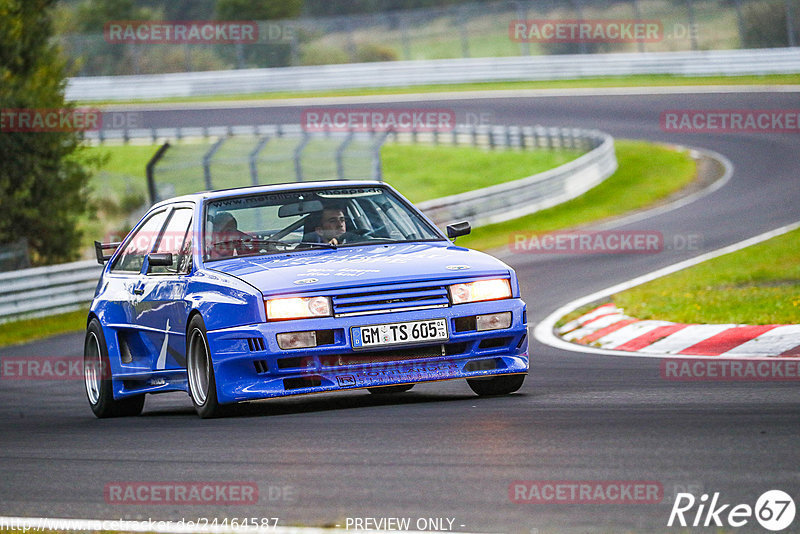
[74,0,160,34]
[0,0,99,265]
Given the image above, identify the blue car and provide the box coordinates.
[85,181,528,418]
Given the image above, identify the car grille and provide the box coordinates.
[332,281,450,316]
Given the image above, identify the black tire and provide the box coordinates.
[84,318,145,418]
[467,374,525,396]
[186,315,228,418]
[367,384,415,394]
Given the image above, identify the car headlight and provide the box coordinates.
[265,296,332,321]
[448,279,512,304]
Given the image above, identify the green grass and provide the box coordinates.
[0,308,89,347]
[79,74,800,106]
[84,140,582,204]
[89,144,155,198]
[382,144,582,203]
[612,228,800,324]
[457,140,697,250]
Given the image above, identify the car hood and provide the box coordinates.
[205,242,511,296]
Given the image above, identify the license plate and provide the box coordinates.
[351,319,448,349]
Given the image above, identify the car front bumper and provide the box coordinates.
[206,299,528,404]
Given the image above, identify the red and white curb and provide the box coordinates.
[559,303,800,358]
[534,220,800,359]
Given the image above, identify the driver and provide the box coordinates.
[311,206,347,245]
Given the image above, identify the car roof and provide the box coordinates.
[149,180,391,210]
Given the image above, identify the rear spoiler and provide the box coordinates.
[94,241,121,265]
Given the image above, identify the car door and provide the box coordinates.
[104,208,171,373]
[133,205,195,374]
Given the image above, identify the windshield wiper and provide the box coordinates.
[296,241,337,249]
[213,238,286,248]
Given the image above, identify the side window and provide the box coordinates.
[111,210,169,273]
[150,208,193,275]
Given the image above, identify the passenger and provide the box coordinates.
[210,212,249,257]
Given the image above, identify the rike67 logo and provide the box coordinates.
[668,490,796,531]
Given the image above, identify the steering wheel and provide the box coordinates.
[351,226,387,240]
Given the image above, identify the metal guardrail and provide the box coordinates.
[417,127,615,227]
[0,125,616,323]
[0,260,101,324]
[66,48,800,101]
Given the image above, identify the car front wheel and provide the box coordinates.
[186,315,227,418]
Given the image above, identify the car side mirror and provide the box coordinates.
[147,253,174,267]
[446,221,471,240]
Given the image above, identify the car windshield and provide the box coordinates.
[204,185,444,261]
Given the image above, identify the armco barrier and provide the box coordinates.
[417,127,615,227]
[0,260,101,324]
[66,48,800,101]
[0,125,616,323]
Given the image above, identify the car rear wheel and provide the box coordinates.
[186,315,227,418]
[467,374,525,396]
[367,384,415,394]
[84,318,145,418]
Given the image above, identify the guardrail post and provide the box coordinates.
[336,131,355,180]
[685,0,698,50]
[787,0,798,47]
[514,1,530,56]
[203,137,226,190]
[249,136,271,185]
[572,0,588,55]
[289,27,300,66]
[345,19,357,61]
[631,0,646,53]
[294,132,311,182]
[146,142,171,204]
[371,130,392,181]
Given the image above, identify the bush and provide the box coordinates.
[300,42,351,65]
[355,42,399,62]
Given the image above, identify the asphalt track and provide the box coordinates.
[1,90,799,533]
